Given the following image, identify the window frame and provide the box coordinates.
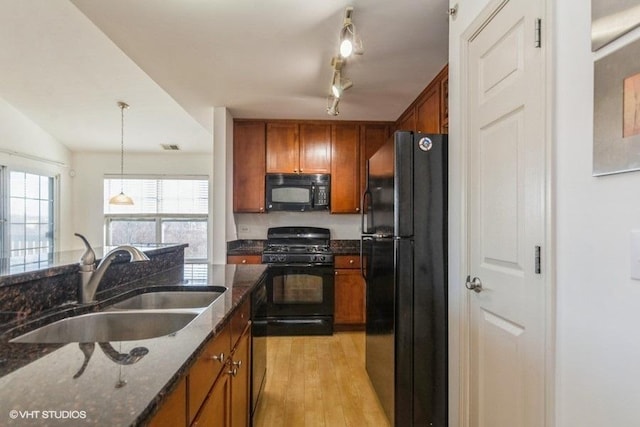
[1,165,59,266]
[103,175,209,263]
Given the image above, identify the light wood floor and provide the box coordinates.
[253,332,390,427]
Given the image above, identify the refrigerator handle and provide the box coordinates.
[360,236,372,280]
[360,189,372,233]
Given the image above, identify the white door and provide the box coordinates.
[466,0,547,426]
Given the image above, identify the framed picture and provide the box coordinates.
[592,0,640,51]
[593,38,640,175]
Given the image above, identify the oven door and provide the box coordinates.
[266,265,334,317]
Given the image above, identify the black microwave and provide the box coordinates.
[266,173,330,212]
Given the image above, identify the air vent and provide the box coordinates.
[161,144,181,151]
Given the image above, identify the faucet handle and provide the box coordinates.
[74,233,96,268]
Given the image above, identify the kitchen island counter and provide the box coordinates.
[0,264,267,426]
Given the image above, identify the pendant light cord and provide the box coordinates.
[118,102,129,193]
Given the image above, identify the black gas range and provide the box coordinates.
[262,227,334,266]
[256,227,335,336]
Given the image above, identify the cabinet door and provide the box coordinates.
[191,371,230,427]
[396,108,416,132]
[415,84,441,134]
[233,121,266,213]
[331,124,360,213]
[188,325,231,424]
[230,328,251,427]
[334,269,366,325]
[149,378,187,427]
[299,123,331,173]
[440,74,449,134]
[360,124,391,200]
[266,123,299,173]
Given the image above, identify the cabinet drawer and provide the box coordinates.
[334,255,361,269]
[227,255,262,265]
[187,325,231,424]
[230,299,250,348]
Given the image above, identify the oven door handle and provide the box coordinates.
[311,183,316,209]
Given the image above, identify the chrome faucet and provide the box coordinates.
[74,233,149,303]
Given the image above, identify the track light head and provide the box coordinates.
[327,96,339,116]
[339,7,363,58]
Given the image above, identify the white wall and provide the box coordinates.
[235,212,361,240]
[554,1,640,426]
[0,97,74,250]
[450,0,640,426]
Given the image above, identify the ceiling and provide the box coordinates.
[0,0,449,153]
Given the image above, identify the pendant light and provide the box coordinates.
[109,101,134,205]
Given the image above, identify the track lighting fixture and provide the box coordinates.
[325,7,363,115]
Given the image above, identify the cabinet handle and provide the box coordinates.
[227,367,238,377]
[300,168,303,172]
[232,360,243,368]
[259,207,264,212]
[349,259,354,264]
[242,259,247,264]
[208,352,225,363]
[355,207,360,212]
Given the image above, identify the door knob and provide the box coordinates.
[465,275,483,293]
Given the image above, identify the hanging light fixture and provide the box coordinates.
[109,101,134,205]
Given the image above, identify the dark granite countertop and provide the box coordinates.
[0,263,267,426]
[0,244,188,287]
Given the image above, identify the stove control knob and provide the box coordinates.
[278,255,286,262]
[269,255,278,263]
[318,255,325,262]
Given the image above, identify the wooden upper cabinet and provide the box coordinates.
[396,108,416,132]
[299,123,331,173]
[440,73,449,133]
[360,124,391,198]
[394,64,449,134]
[331,124,360,214]
[415,84,441,134]
[266,122,299,173]
[233,121,266,213]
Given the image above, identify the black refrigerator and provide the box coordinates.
[361,131,447,426]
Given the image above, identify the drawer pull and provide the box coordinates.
[209,352,225,363]
[349,259,354,264]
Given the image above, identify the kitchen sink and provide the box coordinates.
[9,311,199,344]
[106,287,227,310]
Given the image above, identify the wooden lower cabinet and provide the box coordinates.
[149,378,187,427]
[192,372,231,427]
[334,255,366,326]
[226,255,262,265]
[152,303,253,427]
[230,327,251,427]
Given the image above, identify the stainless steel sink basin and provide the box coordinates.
[10,311,198,343]
[107,288,226,310]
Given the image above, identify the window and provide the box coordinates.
[104,177,208,262]
[5,170,55,271]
